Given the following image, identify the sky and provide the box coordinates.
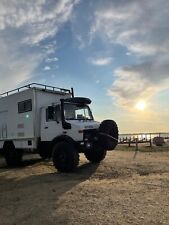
[0,0,169,133]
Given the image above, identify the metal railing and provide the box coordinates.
[0,83,72,97]
[119,132,169,144]
[118,132,169,151]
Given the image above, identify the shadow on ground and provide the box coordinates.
[0,156,99,224]
[0,157,42,170]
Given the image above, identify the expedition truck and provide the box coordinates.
[0,83,118,172]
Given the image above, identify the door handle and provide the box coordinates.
[44,126,48,129]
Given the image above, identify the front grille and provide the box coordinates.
[83,129,98,141]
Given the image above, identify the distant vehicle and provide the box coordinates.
[0,83,118,172]
[153,136,165,146]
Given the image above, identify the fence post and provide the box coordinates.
[150,134,152,148]
[136,138,138,151]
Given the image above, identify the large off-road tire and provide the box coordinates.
[52,141,79,172]
[99,120,119,150]
[4,143,23,167]
[85,145,106,163]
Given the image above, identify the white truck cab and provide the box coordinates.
[0,83,118,172]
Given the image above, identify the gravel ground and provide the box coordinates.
[0,148,169,225]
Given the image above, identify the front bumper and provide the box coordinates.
[77,129,98,152]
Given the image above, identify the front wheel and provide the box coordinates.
[52,141,79,172]
[85,146,106,163]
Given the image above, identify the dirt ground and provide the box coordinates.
[0,147,169,225]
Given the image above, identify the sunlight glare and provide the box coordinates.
[136,101,146,111]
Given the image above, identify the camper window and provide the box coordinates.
[18,99,32,113]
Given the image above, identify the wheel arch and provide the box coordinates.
[3,140,15,149]
[3,140,15,150]
[1,141,15,155]
[51,135,75,148]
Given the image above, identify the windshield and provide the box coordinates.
[64,103,93,120]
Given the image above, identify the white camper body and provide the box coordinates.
[0,84,72,150]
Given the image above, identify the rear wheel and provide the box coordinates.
[52,141,79,172]
[4,143,23,167]
[85,145,106,163]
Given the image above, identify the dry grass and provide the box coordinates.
[0,149,169,225]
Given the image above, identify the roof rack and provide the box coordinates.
[0,83,72,97]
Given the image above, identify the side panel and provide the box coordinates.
[0,88,72,149]
[0,111,7,139]
[0,89,35,149]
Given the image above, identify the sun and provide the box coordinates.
[135,101,146,111]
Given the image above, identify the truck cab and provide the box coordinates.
[41,97,99,142]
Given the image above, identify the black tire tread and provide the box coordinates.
[85,147,106,163]
[4,143,23,167]
[99,120,119,150]
[52,141,79,172]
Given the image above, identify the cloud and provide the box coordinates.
[91,0,169,56]
[0,32,44,92]
[0,0,79,92]
[0,0,79,45]
[0,54,42,93]
[126,52,132,56]
[43,66,51,71]
[45,57,59,63]
[90,0,169,107]
[88,57,112,66]
[108,58,169,107]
